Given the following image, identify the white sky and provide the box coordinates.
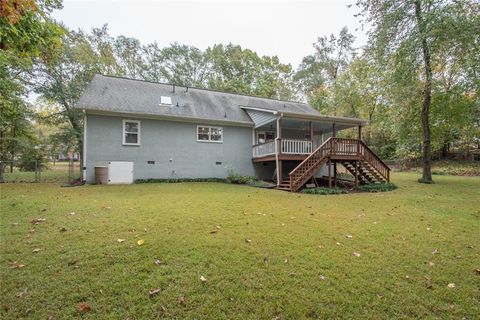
[52,0,367,68]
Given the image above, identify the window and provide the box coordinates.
[197,126,223,143]
[257,131,275,144]
[160,96,172,105]
[123,120,140,145]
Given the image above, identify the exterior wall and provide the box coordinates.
[85,114,255,183]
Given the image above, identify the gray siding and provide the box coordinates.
[85,114,255,183]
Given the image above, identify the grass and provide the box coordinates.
[1,173,479,319]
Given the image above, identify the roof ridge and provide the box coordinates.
[96,73,309,106]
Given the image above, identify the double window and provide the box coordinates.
[197,125,223,143]
[123,120,140,145]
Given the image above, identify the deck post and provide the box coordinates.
[333,161,337,188]
[354,160,359,189]
[328,159,332,188]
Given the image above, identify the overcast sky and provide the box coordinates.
[52,0,367,68]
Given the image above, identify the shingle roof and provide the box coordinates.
[76,74,321,124]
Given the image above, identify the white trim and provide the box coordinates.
[83,109,254,127]
[82,112,87,181]
[240,106,279,114]
[196,125,223,143]
[122,119,141,146]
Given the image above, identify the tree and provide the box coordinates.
[355,0,480,183]
[34,26,120,169]
[295,27,356,114]
[206,43,295,100]
[0,0,64,180]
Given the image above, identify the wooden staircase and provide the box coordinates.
[277,137,390,192]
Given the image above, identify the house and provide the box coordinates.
[77,74,390,191]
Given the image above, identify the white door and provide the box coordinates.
[108,161,134,184]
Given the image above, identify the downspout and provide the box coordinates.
[82,110,87,182]
[275,113,283,186]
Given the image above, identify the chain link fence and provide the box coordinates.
[0,160,81,184]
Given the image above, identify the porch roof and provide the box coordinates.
[241,106,368,131]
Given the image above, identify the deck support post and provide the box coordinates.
[354,160,359,189]
[333,161,337,188]
[328,159,332,188]
[357,125,362,155]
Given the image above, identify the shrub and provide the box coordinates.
[358,183,397,192]
[136,178,227,184]
[225,166,255,184]
[301,187,348,195]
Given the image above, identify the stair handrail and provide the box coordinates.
[289,137,332,190]
[358,140,391,181]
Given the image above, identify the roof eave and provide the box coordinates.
[81,108,255,127]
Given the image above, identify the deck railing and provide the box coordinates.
[253,139,313,158]
[252,140,276,158]
[282,139,312,154]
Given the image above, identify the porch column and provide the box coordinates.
[332,123,336,138]
[357,125,362,155]
[275,117,282,185]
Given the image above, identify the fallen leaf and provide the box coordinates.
[263,256,268,264]
[336,242,341,246]
[69,212,76,216]
[178,295,186,305]
[16,288,28,298]
[215,225,221,229]
[284,258,288,264]
[60,227,67,232]
[117,239,125,243]
[431,248,439,255]
[137,239,145,245]
[154,259,163,266]
[78,303,91,313]
[149,288,160,297]
[474,268,480,275]
[447,283,455,289]
[346,234,353,239]
[209,230,218,234]
[425,276,433,289]
[353,252,361,258]
[10,261,25,269]
[319,275,326,280]
[245,238,251,244]
[429,261,435,266]
[30,218,46,225]
[32,248,41,253]
[200,276,207,282]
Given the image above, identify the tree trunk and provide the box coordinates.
[415,0,433,183]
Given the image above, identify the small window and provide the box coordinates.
[160,96,172,105]
[197,125,223,143]
[123,120,140,145]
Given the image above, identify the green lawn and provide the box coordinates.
[1,173,479,319]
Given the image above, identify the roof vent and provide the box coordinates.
[160,96,172,105]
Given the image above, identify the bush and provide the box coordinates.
[301,187,348,195]
[358,183,397,192]
[136,178,227,184]
[17,146,47,172]
[225,166,255,184]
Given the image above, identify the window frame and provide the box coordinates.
[122,119,141,146]
[196,125,223,143]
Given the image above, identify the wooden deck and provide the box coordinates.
[252,137,391,192]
